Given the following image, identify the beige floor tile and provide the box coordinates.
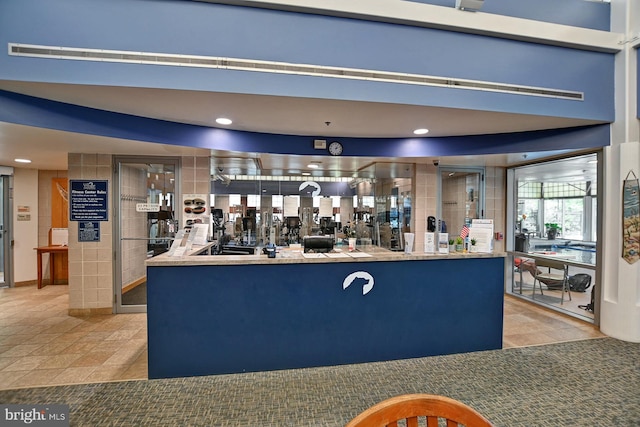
[13,368,68,387]
[59,341,100,354]
[55,331,90,343]
[29,341,74,356]
[78,331,116,342]
[0,370,29,390]
[51,366,99,385]
[106,329,141,341]
[0,356,20,370]
[119,363,148,380]
[21,333,63,345]
[84,366,128,383]
[0,344,44,358]
[0,334,37,346]
[2,355,49,372]
[69,351,119,368]
[37,353,84,370]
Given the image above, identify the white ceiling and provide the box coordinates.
[0,80,602,173]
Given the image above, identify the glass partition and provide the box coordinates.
[209,160,413,252]
[508,152,599,322]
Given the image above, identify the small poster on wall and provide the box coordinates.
[182,194,210,233]
[622,171,639,264]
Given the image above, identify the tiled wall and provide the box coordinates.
[67,154,113,313]
[485,166,506,253]
[181,156,211,195]
[412,163,438,252]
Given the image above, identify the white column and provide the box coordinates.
[600,0,640,342]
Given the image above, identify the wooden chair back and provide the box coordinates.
[345,394,494,427]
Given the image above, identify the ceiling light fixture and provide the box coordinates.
[215,117,233,125]
[15,158,31,163]
[302,172,311,176]
[413,128,429,135]
[307,163,321,169]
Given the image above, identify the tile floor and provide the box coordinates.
[0,284,604,391]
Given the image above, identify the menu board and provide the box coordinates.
[283,196,299,217]
[469,219,494,253]
[319,198,333,218]
[70,180,108,221]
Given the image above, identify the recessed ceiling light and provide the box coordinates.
[15,158,31,163]
[216,117,233,125]
[302,172,311,176]
[307,163,321,169]
[413,128,429,135]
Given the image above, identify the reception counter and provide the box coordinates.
[146,248,505,379]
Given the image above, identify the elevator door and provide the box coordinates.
[115,158,178,313]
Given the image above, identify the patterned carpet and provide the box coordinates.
[1,337,637,426]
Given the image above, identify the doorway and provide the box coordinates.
[114,157,179,313]
[0,173,12,288]
[437,166,485,237]
[506,152,600,323]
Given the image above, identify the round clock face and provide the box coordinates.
[328,141,343,156]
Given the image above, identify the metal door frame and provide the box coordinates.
[0,172,13,288]
[113,156,180,313]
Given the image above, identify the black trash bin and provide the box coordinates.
[515,233,529,252]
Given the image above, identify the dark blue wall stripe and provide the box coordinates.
[0,90,610,158]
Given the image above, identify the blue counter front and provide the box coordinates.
[147,254,504,379]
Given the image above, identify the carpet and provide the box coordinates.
[0,337,637,426]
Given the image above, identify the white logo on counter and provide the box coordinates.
[299,181,321,197]
[343,271,375,296]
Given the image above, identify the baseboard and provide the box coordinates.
[15,280,37,287]
[123,276,146,294]
[68,307,113,316]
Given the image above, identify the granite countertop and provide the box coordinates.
[146,245,505,267]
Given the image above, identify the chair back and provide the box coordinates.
[533,257,566,272]
[345,394,494,427]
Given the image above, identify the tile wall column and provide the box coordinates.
[67,154,113,315]
[412,163,438,253]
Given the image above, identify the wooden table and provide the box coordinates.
[34,245,68,289]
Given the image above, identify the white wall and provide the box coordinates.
[13,168,38,282]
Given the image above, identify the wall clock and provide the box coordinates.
[328,141,343,156]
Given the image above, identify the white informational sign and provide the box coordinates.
[51,228,69,246]
[283,196,299,217]
[319,197,333,218]
[438,232,449,254]
[424,232,435,253]
[136,203,160,212]
[470,219,494,253]
[190,223,209,246]
[167,230,188,256]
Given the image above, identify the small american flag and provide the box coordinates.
[460,225,470,239]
